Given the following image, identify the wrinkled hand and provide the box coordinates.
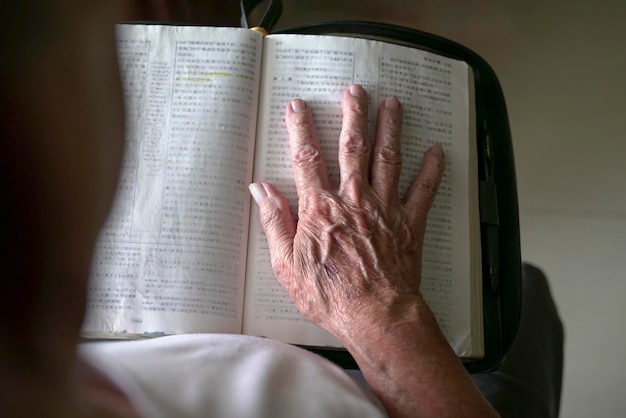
[250,84,445,343]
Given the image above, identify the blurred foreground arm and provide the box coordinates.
[251,85,499,418]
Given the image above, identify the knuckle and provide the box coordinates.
[341,175,365,194]
[288,113,314,134]
[346,98,367,115]
[415,175,439,199]
[382,113,402,133]
[374,143,402,167]
[261,203,283,227]
[292,144,322,165]
[399,220,417,244]
[340,129,369,156]
[270,256,290,279]
[429,155,446,173]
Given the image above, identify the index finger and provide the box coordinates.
[285,99,331,195]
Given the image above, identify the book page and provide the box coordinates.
[82,25,263,337]
[243,34,481,356]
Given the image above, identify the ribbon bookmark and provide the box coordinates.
[250,27,269,36]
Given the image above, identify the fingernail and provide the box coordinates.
[290,98,306,112]
[384,96,400,110]
[429,143,444,157]
[349,84,365,97]
[249,183,268,206]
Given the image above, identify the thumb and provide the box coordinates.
[249,182,296,273]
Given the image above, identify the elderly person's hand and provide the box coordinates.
[250,84,444,342]
[251,84,498,418]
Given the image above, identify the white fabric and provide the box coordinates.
[79,334,387,418]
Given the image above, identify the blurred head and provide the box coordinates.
[0,0,132,363]
[1,2,131,246]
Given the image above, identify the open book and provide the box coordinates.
[82,24,483,359]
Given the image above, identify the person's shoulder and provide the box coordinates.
[80,334,388,418]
